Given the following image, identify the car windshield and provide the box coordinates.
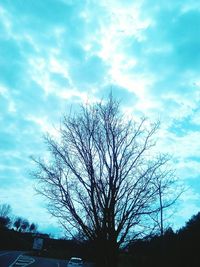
[70,259,82,263]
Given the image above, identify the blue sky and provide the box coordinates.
[1,0,200,236]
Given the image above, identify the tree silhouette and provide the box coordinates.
[0,204,12,230]
[183,212,200,232]
[0,204,12,218]
[0,216,10,229]
[21,219,30,232]
[33,96,177,267]
[149,175,182,236]
[29,223,38,233]
[14,217,23,231]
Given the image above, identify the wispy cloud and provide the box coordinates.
[0,0,200,233]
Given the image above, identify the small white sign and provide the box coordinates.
[33,237,44,250]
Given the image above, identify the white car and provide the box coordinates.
[67,257,83,267]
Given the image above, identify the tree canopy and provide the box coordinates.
[34,96,177,267]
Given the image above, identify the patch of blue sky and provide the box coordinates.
[50,73,70,88]
[97,84,138,106]
[168,117,200,137]
[65,42,86,62]
[0,41,23,88]
[188,155,200,161]
[0,170,24,189]
[2,0,77,26]
[128,7,200,75]
[188,178,200,193]
[0,132,18,150]
[69,55,108,86]
[0,153,30,168]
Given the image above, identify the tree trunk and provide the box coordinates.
[95,239,119,267]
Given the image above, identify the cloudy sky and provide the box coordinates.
[1,0,200,236]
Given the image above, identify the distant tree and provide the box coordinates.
[185,212,200,230]
[21,219,30,232]
[33,95,178,267]
[14,217,23,231]
[0,216,11,229]
[0,203,12,230]
[149,174,182,236]
[164,227,174,236]
[29,223,38,233]
[14,217,38,233]
[179,212,200,234]
[0,203,12,218]
[177,212,200,267]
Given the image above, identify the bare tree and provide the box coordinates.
[0,203,12,218]
[33,96,177,267]
[149,172,183,236]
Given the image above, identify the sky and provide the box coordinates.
[0,0,200,237]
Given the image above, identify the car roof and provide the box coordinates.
[70,257,82,260]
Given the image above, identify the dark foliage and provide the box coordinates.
[1,211,200,267]
[0,216,11,229]
[29,223,38,232]
[125,212,200,267]
[0,227,94,263]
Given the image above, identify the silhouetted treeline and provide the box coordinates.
[0,203,94,261]
[1,202,200,266]
[0,229,34,250]
[125,212,200,267]
[0,227,95,261]
[0,203,38,233]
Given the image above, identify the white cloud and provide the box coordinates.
[177,203,200,221]
[0,84,8,95]
[0,0,200,234]
[0,182,59,232]
[168,131,200,160]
